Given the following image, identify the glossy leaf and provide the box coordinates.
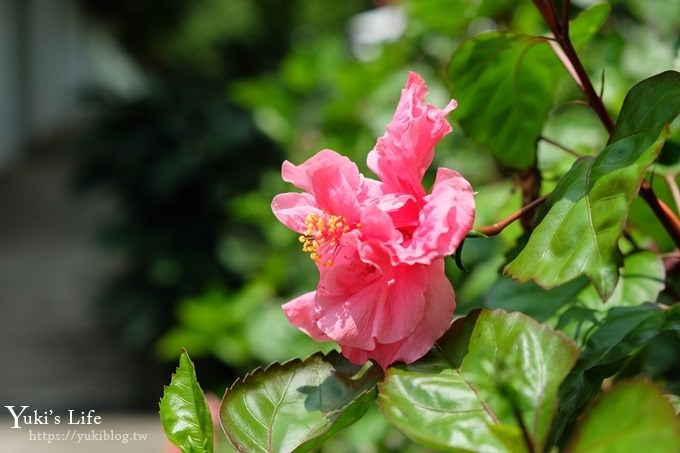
[378,309,578,452]
[447,33,557,168]
[220,351,382,453]
[567,380,680,453]
[485,276,589,322]
[577,251,666,310]
[447,4,609,168]
[160,351,214,453]
[552,304,680,446]
[506,71,680,299]
[609,71,680,144]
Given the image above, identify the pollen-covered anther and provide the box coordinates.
[299,213,355,266]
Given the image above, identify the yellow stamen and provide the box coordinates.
[299,213,355,266]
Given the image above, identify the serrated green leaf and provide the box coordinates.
[552,304,680,447]
[506,71,680,300]
[566,379,680,453]
[378,309,578,453]
[447,4,609,169]
[160,351,213,453]
[220,351,382,453]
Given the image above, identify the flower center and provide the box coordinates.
[299,213,355,266]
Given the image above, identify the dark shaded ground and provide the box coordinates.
[0,136,162,412]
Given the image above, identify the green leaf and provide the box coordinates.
[576,251,666,310]
[447,5,609,169]
[378,309,578,453]
[506,71,680,299]
[569,3,611,49]
[220,351,382,453]
[566,380,680,453]
[447,33,557,168]
[485,276,589,322]
[610,71,680,143]
[159,351,214,453]
[552,304,680,446]
[408,0,516,36]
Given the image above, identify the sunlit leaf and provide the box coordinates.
[566,380,680,453]
[220,351,381,453]
[160,351,213,453]
[506,71,680,299]
[379,309,578,452]
[577,251,666,310]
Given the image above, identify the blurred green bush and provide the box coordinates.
[75,0,678,417]
[73,0,679,448]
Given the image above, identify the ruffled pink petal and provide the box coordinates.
[367,72,456,197]
[395,167,475,264]
[340,258,455,369]
[282,291,330,342]
[316,243,382,294]
[271,192,321,233]
[357,204,399,246]
[371,264,428,344]
[314,248,384,350]
[338,344,372,366]
[315,246,431,354]
[314,284,381,350]
[282,150,361,214]
[282,149,346,190]
[357,175,384,203]
[350,245,428,346]
[309,163,361,221]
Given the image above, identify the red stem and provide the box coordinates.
[539,0,680,248]
[477,196,547,236]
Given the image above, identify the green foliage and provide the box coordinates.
[160,351,214,453]
[553,304,680,445]
[507,71,680,300]
[84,0,680,450]
[566,380,680,453]
[220,351,382,452]
[446,4,610,169]
[485,276,589,322]
[378,310,578,452]
[448,33,558,168]
[75,83,281,349]
[156,283,336,369]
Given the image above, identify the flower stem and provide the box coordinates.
[639,180,680,246]
[663,173,680,214]
[540,135,582,157]
[476,196,547,236]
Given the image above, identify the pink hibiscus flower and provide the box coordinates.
[271,72,475,369]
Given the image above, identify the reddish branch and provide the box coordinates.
[477,196,547,236]
[532,0,680,248]
[639,180,680,246]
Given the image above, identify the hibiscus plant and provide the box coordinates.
[160,1,680,452]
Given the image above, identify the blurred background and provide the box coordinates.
[0,0,677,451]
